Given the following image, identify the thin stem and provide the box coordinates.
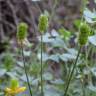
[63,0,87,95]
[20,42,33,96]
[41,34,44,96]
[81,78,85,96]
[64,46,82,96]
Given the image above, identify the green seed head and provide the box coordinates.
[17,22,28,41]
[10,79,19,89]
[78,22,90,46]
[38,14,48,33]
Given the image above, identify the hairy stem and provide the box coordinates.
[64,0,87,95]
[64,46,82,96]
[20,42,33,96]
[40,34,44,96]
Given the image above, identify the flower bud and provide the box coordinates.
[17,22,28,41]
[78,22,90,46]
[38,14,48,33]
[10,79,19,90]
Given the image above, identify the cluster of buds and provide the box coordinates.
[17,22,28,41]
[78,22,90,46]
[38,14,48,33]
[17,22,31,46]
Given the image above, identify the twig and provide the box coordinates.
[23,0,37,33]
[0,1,5,40]
[6,0,18,25]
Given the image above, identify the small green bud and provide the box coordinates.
[38,14,48,33]
[10,79,19,89]
[17,22,28,41]
[78,22,90,46]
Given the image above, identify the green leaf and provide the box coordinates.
[0,69,6,77]
[48,54,60,63]
[43,72,53,81]
[84,9,96,23]
[59,53,76,62]
[88,35,96,46]
[51,79,64,85]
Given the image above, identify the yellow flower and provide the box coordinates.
[5,79,26,96]
[5,87,26,95]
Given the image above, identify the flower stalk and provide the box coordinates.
[64,0,90,95]
[38,14,48,96]
[64,21,90,96]
[64,46,82,96]
[17,22,32,96]
[20,42,33,96]
[40,33,44,96]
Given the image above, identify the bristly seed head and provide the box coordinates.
[78,22,90,46]
[17,22,28,41]
[38,14,48,33]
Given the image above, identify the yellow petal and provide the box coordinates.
[16,87,26,93]
[5,87,26,95]
[5,88,15,94]
[5,88,12,93]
